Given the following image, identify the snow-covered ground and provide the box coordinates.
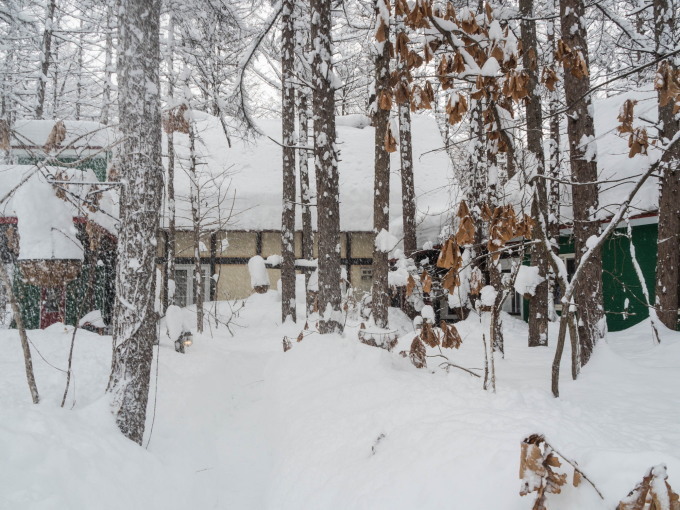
[1,292,679,509]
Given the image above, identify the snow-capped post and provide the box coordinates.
[106,0,163,445]
[520,0,549,348]
[281,0,297,324]
[248,255,270,294]
[311,0,343,334]
[653,0,680,331]
[372,0,392,330]
[559,0,605,364]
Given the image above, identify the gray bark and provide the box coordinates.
[372,1,391,330]
[311,0,342,333]
[560,0,605,364]
[35,0,56,119]
[521,0,549,347]
[654,0,680,330]
[281,0,297,323]
[107,0,162,445]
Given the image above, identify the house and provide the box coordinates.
[156,112,454,307]
[0,120,117,330]
[517,88,675,331]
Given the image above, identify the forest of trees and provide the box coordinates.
[0,0,678,444]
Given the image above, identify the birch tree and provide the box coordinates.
[106,0,162,445]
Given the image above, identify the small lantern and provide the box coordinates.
[175,331,193,353]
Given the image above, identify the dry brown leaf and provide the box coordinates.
[283,337,292,352]
[455,216,475,245]
[406,274,416,297]
[384,126,398,153]
[409,336,427,368]
[421,269,432,293]
[420,322,439,347]
[628,127,649,158]
[43,120,66,152]
[617,99,637,134]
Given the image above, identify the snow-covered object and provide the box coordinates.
[266,255,282,267]
[448,248,472,309]
[78,310,104,328]
[0,165,117,234]
[12,119,111,150]
[421,305,435,324]
[165,304,192,341]
[375,229,398,253]
[480,286,498,307]
[513,266,545,297]
[13,172,83,261]
[247,256,269,288]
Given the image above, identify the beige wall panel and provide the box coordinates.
[350,232,374,258]
[350,265,373,294]
[174,231,211,258]
[216,231,257,257]
[156,234,165,256]
[267,268,281,289]
[261,232,281,258]
[215,264,252,300]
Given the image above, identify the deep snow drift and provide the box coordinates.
[1,292,679,509]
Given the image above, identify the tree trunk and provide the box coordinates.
[100,1,114,125]
[395,14,416,257]
[311,0,342,334]
[0,263,39,404]
[521,0,549,347]
[298,89,314,316]
[654,0,680,330]
[107,0,162,445]
[36,0,56,119]
[281,0,297,323]
[560,0,604,364]
[372,0,391,329]
[188,119,204,332]
[165,14,176,308]
[547,2,561,322]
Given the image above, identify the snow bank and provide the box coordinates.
[2,294,679,510]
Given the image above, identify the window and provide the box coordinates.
[174,264,211,307]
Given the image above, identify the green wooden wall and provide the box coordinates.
[14,263,112,330]
[524,223,660,332]
[17,155,107,181]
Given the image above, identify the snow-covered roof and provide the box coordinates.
[11,119,112,151]
[505,88,661,224]
[0,165,118,241]
[591,87,660,220]
[165,112,455,246]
